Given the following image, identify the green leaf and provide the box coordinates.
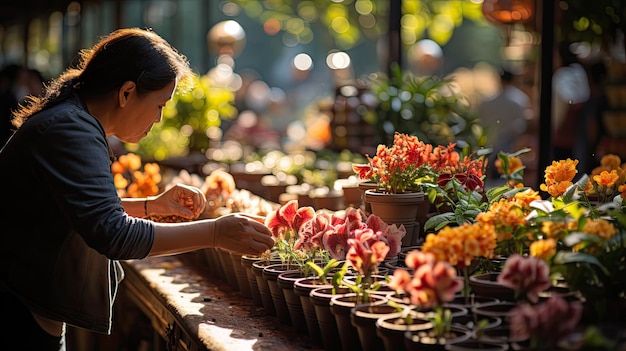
[424,213,455,231]
[553,251,610,276]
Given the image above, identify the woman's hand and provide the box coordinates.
[212,213,274,255]
[149,183,207,219]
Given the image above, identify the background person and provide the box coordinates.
[477,67,532,178]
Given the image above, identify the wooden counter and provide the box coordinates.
[68,253,324,351]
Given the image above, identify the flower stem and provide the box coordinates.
[463,266,470,304]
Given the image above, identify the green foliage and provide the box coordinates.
[228,0,487,49]
[306,258,341,286]
[128,73,237,161]
[556,0,626,44]
[365,63,484,151]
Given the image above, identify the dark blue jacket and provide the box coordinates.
[0,94,155,334]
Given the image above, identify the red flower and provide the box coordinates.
[265,199,315,239]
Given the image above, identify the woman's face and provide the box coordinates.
[114,80,176,143]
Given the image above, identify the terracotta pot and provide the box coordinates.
[342,274,395,298]
[241,254,263,306]
[229,162,270,198]
[415,196,431,239]
[471,301,518,325]
[376,310,433,351]
[413,305,469,321]
[475,325,528,349]
[468,273,515,301]
[365,189,425,247]
[341,183,363,209]
[263,263,301,325]
[252,259,280,316]
[294,277,333,344]
[351,302,406,351]
[399,245,423,261]
[217,248,239,291]
[229,252,250,298]
[358,181,378,212]
[331,293,388,351]
[444,294,500,311]
[310,286,352,351]
[277,270,307,333]
[537,284,582,303]
[204,247,225,279]
[261,174,297,203]
[449,313,501,333]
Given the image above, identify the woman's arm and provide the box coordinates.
[148,213,274,257]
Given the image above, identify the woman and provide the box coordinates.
[0,28,274,350]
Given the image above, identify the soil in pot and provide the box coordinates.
[404,326,472,351]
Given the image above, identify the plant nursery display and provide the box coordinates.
[123,138,626,350]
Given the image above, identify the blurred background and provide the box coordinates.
[1,0,625,189]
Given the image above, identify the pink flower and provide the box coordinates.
[388,251,463,309]
[321,222,351,260]
[497,254,552,303]
[509,295,583,347]
[345,231,390,277]
[295,211,334,251]
[364,213,405,258]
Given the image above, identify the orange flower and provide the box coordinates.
[476,198,527,244]
[352,132,474,194]
[582,218,617,241]
[495,155,523,175]
[540,221,575,240]
[530,238,556,261]
[111,153,161,198]
[540,159,579,198]
[512,188,542,209]
[593,170,619,188]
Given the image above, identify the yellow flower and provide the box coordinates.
[530,238,556,261]
[422,222,495,268]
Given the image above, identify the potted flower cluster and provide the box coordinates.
[260,199,407,329]
[383,250,470,350]
[352,132,486,245]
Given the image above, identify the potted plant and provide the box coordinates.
[352,132,445,245]
[381,250,470,350]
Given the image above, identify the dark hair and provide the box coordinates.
[12,27,193,127]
